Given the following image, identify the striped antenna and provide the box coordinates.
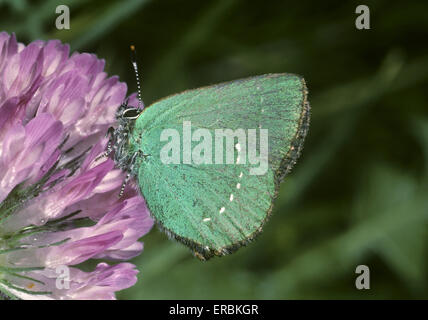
[130,45,144,109]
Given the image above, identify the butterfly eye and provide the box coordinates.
[122,108,140,119]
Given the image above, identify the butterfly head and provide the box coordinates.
[116,102,141,120]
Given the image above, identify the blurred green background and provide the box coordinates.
[1,0,427,299]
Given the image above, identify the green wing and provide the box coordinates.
[131,73,310,260]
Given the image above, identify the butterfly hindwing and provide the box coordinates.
[131,73,309,259]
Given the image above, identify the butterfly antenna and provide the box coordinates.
[130,45,144,110]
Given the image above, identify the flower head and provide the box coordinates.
[0,32,153,300]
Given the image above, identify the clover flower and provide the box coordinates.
[0,32,153,300]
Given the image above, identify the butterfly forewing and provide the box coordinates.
[131,73,309,259]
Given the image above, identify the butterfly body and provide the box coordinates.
[113,73,310,260]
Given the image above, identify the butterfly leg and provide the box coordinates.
[95,127,115,161]
[119,173,131,198]
[118,150,141,197]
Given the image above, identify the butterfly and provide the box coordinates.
[108,46,310,260]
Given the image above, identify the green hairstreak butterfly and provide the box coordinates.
[109,46,310,260]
